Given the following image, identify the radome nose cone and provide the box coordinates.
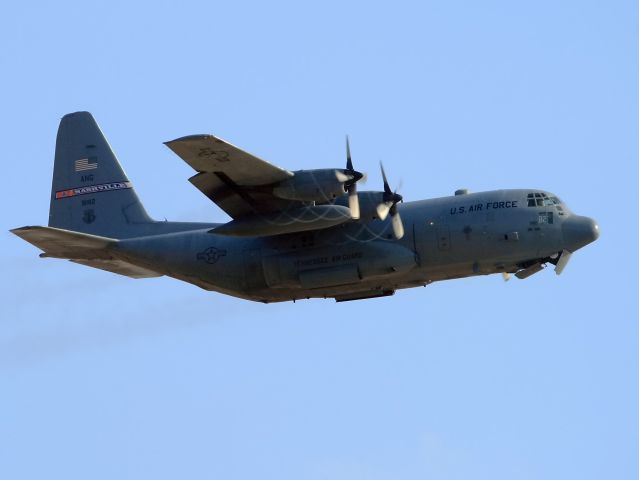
[562,216,600,251]
[591,219,600,242]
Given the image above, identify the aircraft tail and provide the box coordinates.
[48,112,153,238]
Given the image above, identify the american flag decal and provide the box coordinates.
[75,157,98,172]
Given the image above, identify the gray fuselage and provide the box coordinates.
[115,188,599,303]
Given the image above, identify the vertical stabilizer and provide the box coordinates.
[49,112,152,238]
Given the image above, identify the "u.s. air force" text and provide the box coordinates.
[450,200,518,215]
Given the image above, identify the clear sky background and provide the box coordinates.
[1,1,637,479]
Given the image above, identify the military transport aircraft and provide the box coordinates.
[11,112,599,302]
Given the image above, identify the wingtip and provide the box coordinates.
[10,225,35,234]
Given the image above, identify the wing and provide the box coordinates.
[164,134,301,218]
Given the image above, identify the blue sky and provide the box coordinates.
[1,1,637,478]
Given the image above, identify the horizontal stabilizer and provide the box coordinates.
[11,226,115,259]
[11,226,161,279]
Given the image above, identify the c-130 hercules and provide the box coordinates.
[12,112,599,303]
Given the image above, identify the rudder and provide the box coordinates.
[49,112,152,238]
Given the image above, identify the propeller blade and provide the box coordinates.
[346,136,353,171]
[348,184,360,220]
[391,210,404,239]
[554,249,572,275]
[376,201,392,221]
[380,162,392,194]
[342,136,363,219]
[376,162,404,233]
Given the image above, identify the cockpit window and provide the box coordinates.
[527,193,562,207]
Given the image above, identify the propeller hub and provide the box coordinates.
[336,169,364,186]
[383,191,402,205]
[350,170,364,183]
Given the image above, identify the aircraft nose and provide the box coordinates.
[562,215,600,251]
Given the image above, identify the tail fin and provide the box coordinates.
[49,112,153,238]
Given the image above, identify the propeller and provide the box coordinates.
[376,162,404,239]
[335,136,364,219]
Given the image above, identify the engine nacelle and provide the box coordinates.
[334,191,386,221]
[272,169,346,202]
